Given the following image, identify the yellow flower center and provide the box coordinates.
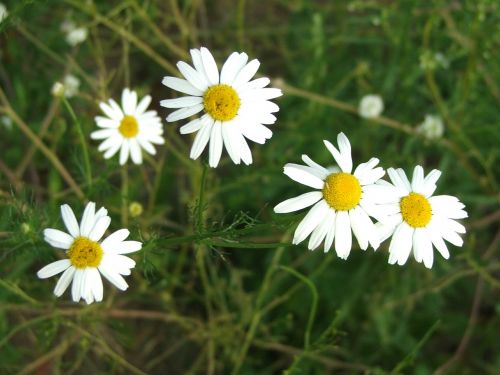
[119,115,139,138]
[322,172,362,211]
[67,237,103,268]
[203,84,240,121]
[400,192,432,228]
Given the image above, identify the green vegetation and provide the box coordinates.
[0,0,498,373]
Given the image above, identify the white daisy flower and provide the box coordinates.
[274,132,391,259]
[375,166,467,268]
[91,88,165,165]
[51,74,80,98]
[417,114,444,140]
[160,47,282,168]
[37,202,142,304]
[358,94,384,118]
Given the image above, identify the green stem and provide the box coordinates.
[62,97,92,190]
[278,266,318,351]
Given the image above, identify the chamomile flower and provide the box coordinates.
[161,47,282,168]
[417,114,444,140]
[274,132,391,259]
[358,94,384,118]
[91,88,164,165]
[37,202,142,304]
[376,166,467,268]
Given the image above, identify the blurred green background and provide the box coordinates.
[0,0,499,374]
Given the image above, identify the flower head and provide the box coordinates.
[358,94,384,119]
[274,133,392,259]
[61,19,88,46]
[376,166,467,268]
[91,88,164,165]
[51,74,80,98]
[417,114,444,140]
[161,47,282,168]
[37,202,142,304]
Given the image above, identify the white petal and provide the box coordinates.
[160,96,203,108]
[43,228,74,249]
[428,225,450,259]
[200,47,219,85]
[99,102,122,121]
[98,263,128,291]
[180,117,203,134]
[209,121,223,168]
[135,95,152,115]
[308,209,335,251]
[90,128,116,140]
[283,164,324,189]
[37,259,71,279]
[119,140,130,165]
[101,229,130,251]
[54,266,75,297]
[88,216,111,242]
[176,61,209,91]
[190,118,214,160]
[233,129,253,165]
[162,76,203,96]
[220,52,247,84]
[301,155,329,177]
[88,267,103,302]
[95,116,119,129]
[166,104,204,122]
[334,211,352,259]
[411,165,425,192]
[233,59,260,88]
[323,139,351,173]
[414,227,433,268]
[274,191,323,214]
[421,169,442,197]
[79,202,96,237]
[115,240,142,255]
[324,210,337,252]
[71,268,84,302]
[221,121,241,164]
[349,207,368,250]
[292,200,329,245]
[129,139,143,165]
[61,204,79,237]
[122,88,137,114]
[387,168,411,193]
[388,222,414,266]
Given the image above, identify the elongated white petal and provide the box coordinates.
[388,222,414,266]
[190,118,214,159]
[323,139,351,173]
[274,191,323,213]
[221,121,241,164]
[61,204,79,237]
[200,47,219,85]
[37,259,71,279]
[79,202,96,237]
[176,61,209,91]
[411,165,424,192]
[54,266,75,297]
[293,200,329,245]
[162,76,203,96]
[160,96,203,108]
[44,229,74,249]
[283,164,324,189]
[99,263,128,291]
[209,121,223,168]
[233,59,260,88]
[166,104,204,122]
[119,140,130,165]
[334,211,352,259]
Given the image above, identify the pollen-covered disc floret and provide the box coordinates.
[92,88,164,165]
[203,84,240,121]
[161,46,282,168]
[375,166,468,269]
[37,202,142,304]
[400,192,432,228]
[274,132,392,260]
[322,172,362,211]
